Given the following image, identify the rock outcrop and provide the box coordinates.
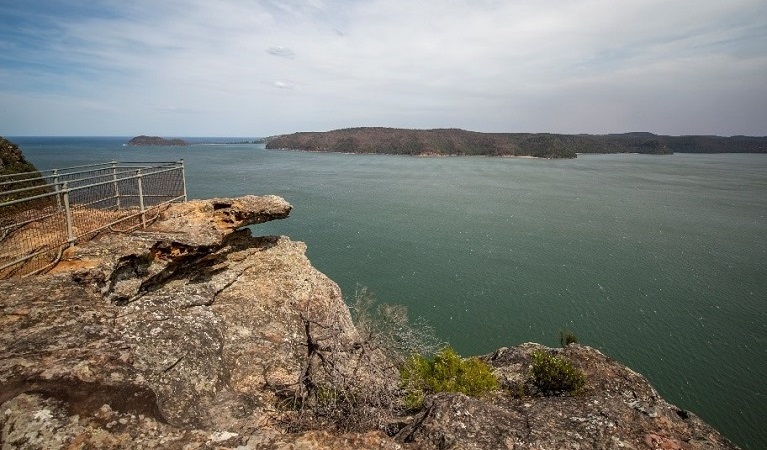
[0,195,739,449]
[127,135,188,146]
[398,344,738,449]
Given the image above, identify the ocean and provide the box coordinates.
[8,136,767,448]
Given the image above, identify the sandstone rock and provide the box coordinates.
[1,195,364,447]
[0,195,739,449]
[396,343,738,449]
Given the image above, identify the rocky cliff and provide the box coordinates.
[0,195,738,449]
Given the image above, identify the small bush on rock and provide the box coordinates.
[401,347,499,409]
[530,350,586,395]
[559,329,578,347]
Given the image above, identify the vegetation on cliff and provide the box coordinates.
[0,137,51,208]
[266,127,767,157]
[401,347,499,409]
[0,137,38,175]
[127,135,188,146]
[530,349,586,395]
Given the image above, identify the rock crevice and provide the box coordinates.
[0,195,740,449]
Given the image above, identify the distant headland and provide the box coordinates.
[127,135,188,146]
[1,136,39,174]
[266,128,767,158]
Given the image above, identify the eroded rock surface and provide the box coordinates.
[1,195,376,448]
[0,195,739,449]
[398,343,738,449]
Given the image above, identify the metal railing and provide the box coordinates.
[0,160,187,278]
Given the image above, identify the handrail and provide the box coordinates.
[0,160,182,179]
[0,161,116,179]
[1,166,182,197]
[0,160,187,278]
[0,162,181,188]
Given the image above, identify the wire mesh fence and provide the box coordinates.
[0,161,186,278]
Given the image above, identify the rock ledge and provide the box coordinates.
[0,195,739,449]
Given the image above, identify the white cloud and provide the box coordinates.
[266,46,296,59]
[271,80,296,89]
[1,0,766,135]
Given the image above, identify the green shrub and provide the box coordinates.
[559,329,578,347]
[530,350,586,395]
[401,347,499,409]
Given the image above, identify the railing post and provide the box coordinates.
[111,160,121,209]
[52,169,62,210]
[180,159,187,202]
[1,160,187,278]
[136,169,146,228]
[62,182,75,243]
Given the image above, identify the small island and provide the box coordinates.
[127,135,188,146]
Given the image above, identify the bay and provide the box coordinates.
[10,136,767,448]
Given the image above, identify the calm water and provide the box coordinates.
[10,137,767,448]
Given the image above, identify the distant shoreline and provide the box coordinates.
[268,146,555,159]
[266,127,767,158]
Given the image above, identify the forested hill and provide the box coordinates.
[0,137,39,175]
[1,137,50,206]
[265,128,767,158]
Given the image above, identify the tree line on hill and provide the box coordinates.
[265,128,767,158]
[1,137,39,175]
[0,137,52,213]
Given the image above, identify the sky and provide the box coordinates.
[1,0,766,137]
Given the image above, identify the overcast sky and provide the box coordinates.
[1,0,766,136]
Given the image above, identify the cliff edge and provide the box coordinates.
[0,195,738,449]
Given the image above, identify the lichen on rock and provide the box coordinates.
[0,195,740,449]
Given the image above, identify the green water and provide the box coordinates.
[16,138,767,448]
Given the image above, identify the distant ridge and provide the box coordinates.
[127,135,188,146]
[266,128,767,158]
